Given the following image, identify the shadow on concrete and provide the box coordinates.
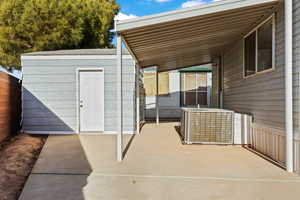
[123,134,136,159]
[19,135,93,200]
[174,125,185,144]
[242,145,286,170]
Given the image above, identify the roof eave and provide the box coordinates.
[116,0,278,33]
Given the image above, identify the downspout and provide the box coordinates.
[285,0,293,172]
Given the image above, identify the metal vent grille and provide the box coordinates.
[181,109,234,144]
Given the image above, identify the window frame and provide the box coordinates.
[180,72,209,107]
[143,70,170,97]
[243,14,276,79]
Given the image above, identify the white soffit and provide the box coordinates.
[116,0,279,71]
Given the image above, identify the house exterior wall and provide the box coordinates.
[145,70,213,119]
[223,5,287,165]
[293,0,300,174]
[21,57,136,134]
[222,2,300,173]
[145,71,182,119]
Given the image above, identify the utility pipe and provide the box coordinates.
[285,0,293,172]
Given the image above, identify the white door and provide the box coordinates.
[79,69,104,132]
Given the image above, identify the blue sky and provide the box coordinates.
[115,0,221,20]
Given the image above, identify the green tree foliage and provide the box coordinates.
[0,0,119,69]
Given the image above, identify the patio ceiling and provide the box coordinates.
[116,0,279,72]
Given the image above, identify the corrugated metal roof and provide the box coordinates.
[22,49,130,56]
[116,0,279,72]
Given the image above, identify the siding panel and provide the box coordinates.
[224,3,300,172]
[293,0,300,138]
[22,57,136,133]
[293,0,300,173]
[223,7,285,131]
[223,5,287,165]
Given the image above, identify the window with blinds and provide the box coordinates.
[180,72,208,107]
[143,72,170,96]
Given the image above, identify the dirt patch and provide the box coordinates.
[0,134,46,200]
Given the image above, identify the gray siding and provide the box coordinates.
[212,57,220,108]
[293,0,300,138]
[223,5,285,130]
[22,57,136,133]
[293,0,300,174]
[214,2,300,174]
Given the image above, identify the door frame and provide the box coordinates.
[76,68,105,133]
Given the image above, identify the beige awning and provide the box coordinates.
[116,0,279,72]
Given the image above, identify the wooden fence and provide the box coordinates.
[0,71,21,143]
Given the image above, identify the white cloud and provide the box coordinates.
[155,0,172,2]
[115,12,138,21]
[181,0,206,8]
[181,0,223,8]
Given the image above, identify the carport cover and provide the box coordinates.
[116,0,279,72]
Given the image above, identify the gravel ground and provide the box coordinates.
[0,134,46,200]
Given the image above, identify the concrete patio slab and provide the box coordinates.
[19,173,300,200]
[19,122,300,200]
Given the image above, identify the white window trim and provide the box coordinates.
[243,14,276,79]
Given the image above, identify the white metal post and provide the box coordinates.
[116,34,123,161]
[136,64,140,134]
[156,67,159,125]
[285,0,293,172]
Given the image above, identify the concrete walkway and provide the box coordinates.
[19,122,300,200]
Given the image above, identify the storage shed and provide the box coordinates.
[21,49,139,134]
